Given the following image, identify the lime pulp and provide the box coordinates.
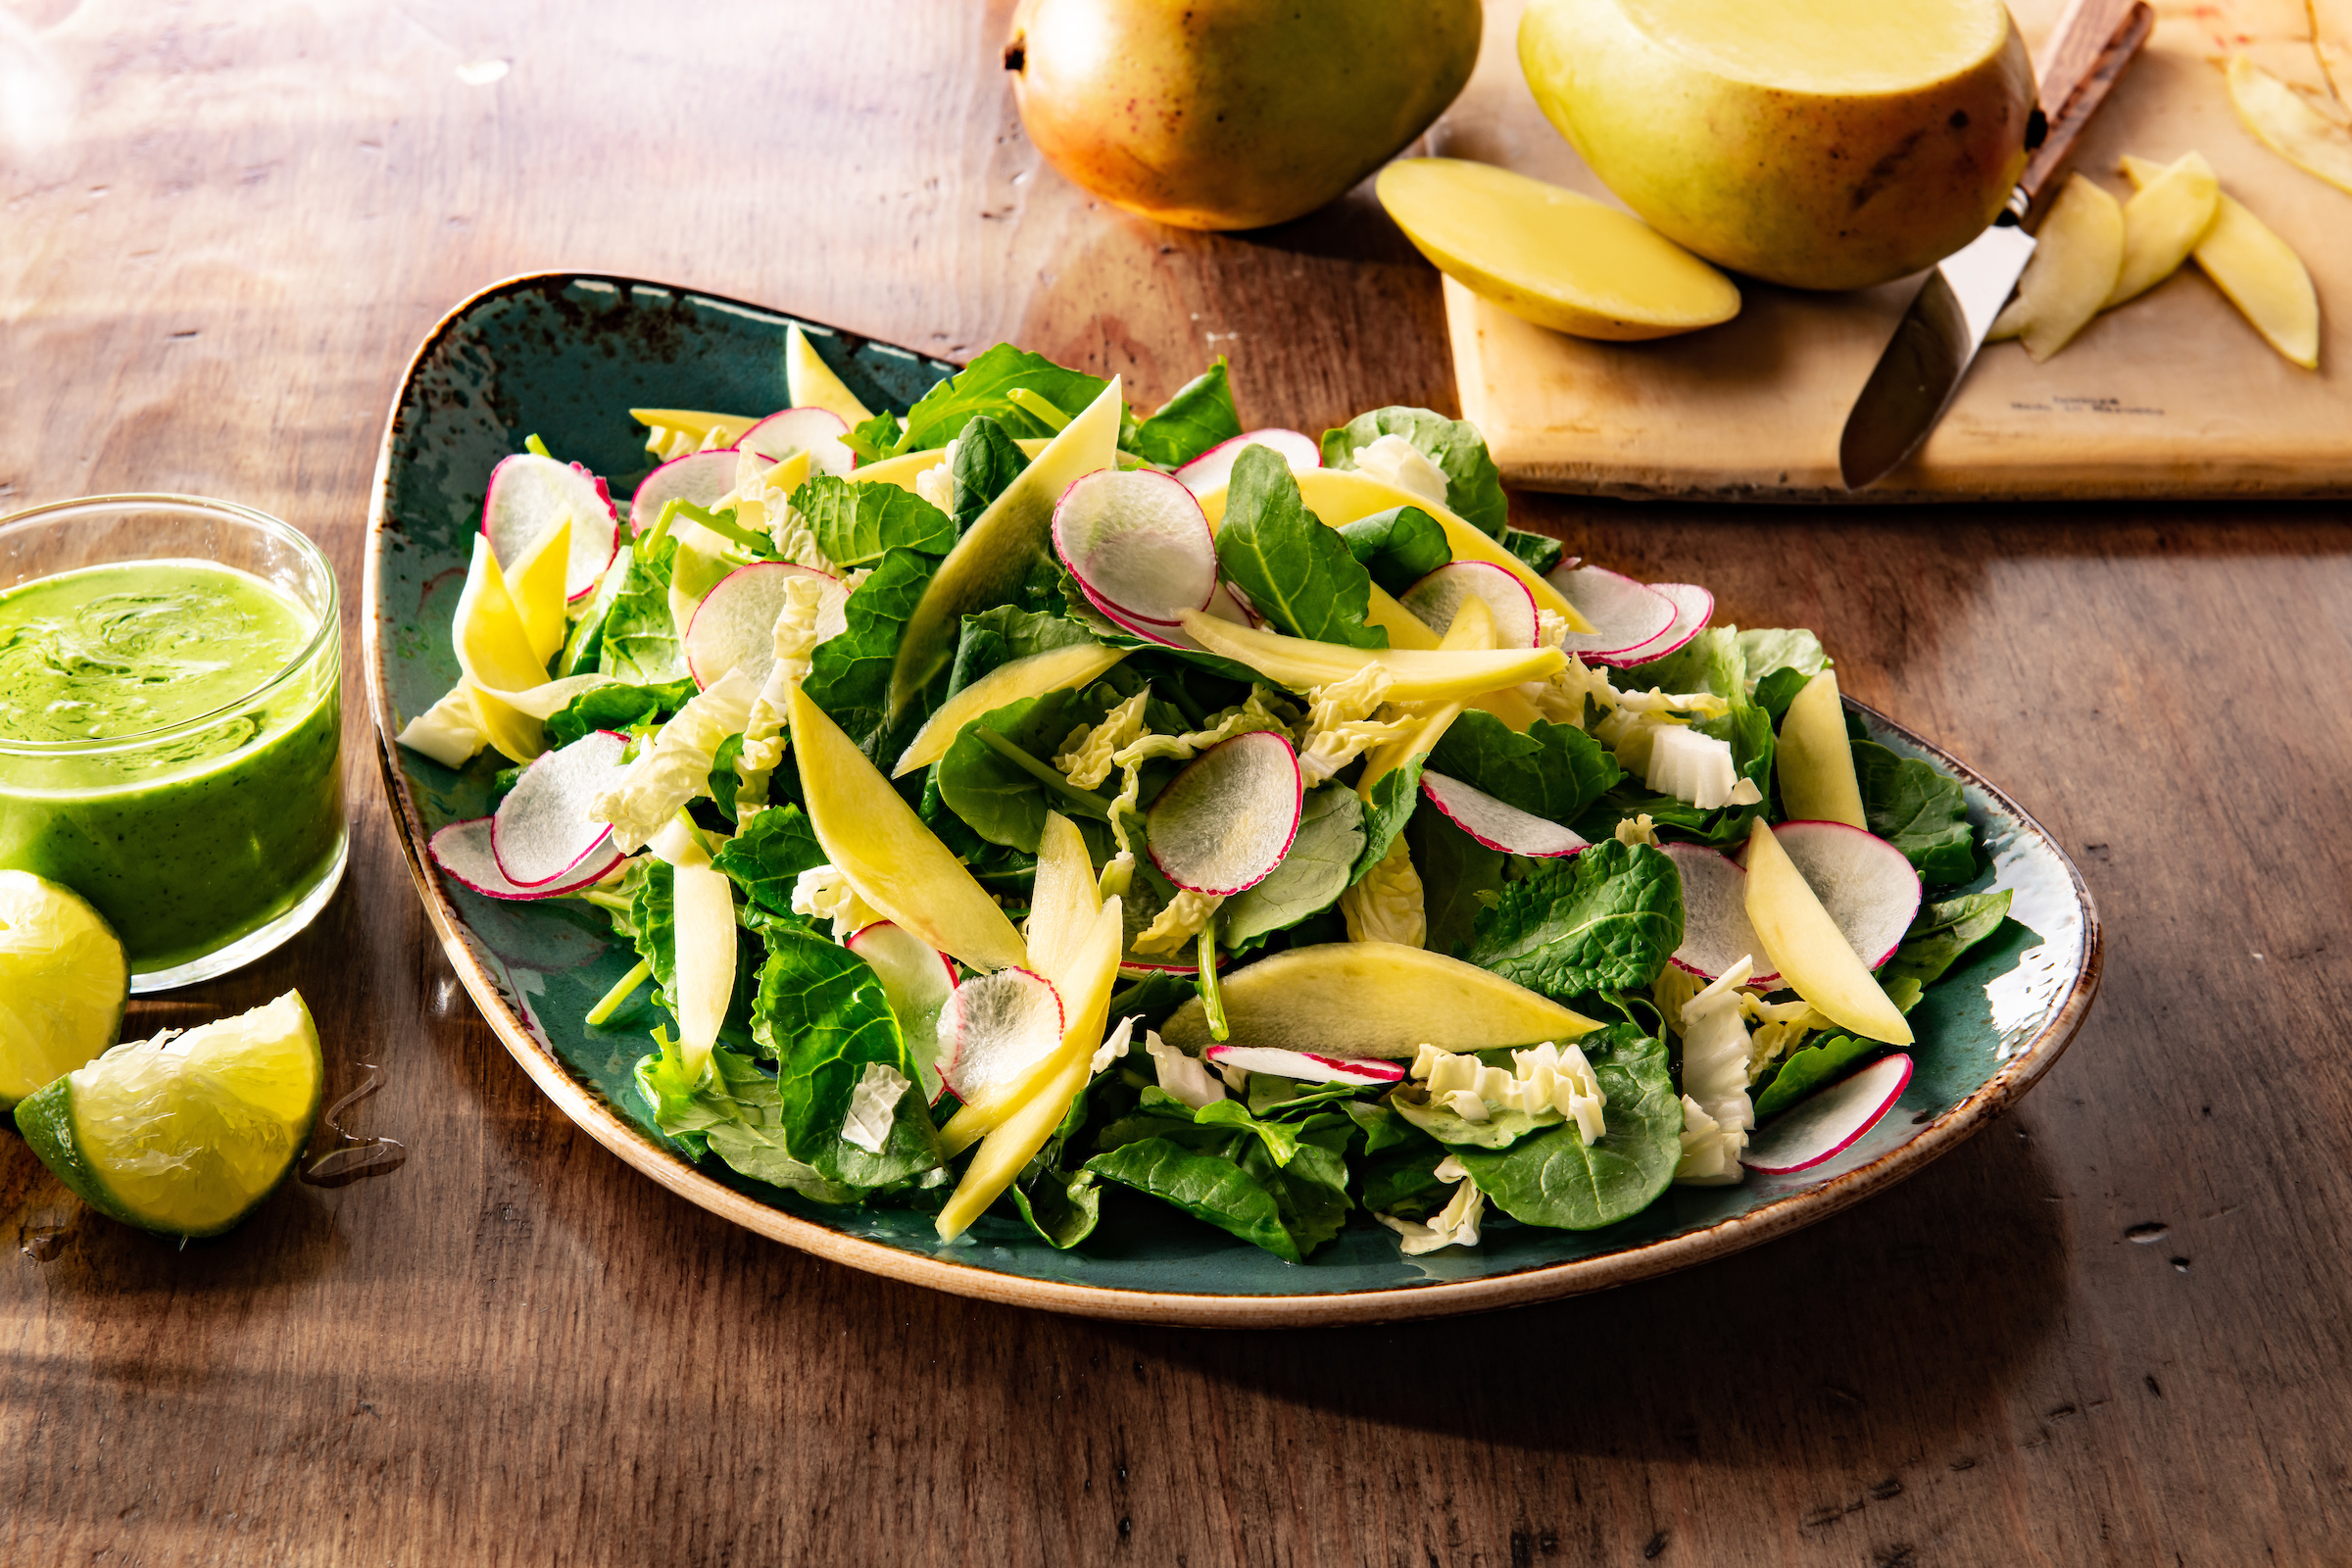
[0,870,130,1109]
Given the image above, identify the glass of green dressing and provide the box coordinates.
[0,496,346,992]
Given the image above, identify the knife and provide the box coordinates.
[1838,0,2156,491]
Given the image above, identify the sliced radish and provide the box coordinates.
[1202,1044,1404,1087]
[631,449,743,536]
[430,816,622,901]
[1662,841,1779,986]
[1741,1053,1912,1173]
[846,921,959,1105]
[1769,821,1923,971]
[1172,429,1321,496]
[1146,731,1304,897]
[1053,467,1218,629]
[1544,565,1676,664]
[1205,579,1257,626]
[1399,562,1541,649]
[683,562,849,689]
[1420,770,1588,858]
[738,407,854,477]
[490,730,631,887]
[935,965,1064,1103]
[1611,582,1713,668]
[481,453,621,603]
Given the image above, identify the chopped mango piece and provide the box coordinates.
[892,642,1128,776]
[631,408,761,463]
[2122,154,2320,368]
[1175,609,1563,703]
[1741,818,1913,1046]
[1777,669,1868,828]
[1986,173,2123,360]
[1160,943,1596,1058]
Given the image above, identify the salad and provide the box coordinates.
[395,328,2013,1262]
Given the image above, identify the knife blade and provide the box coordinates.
[1838,0,2155,491]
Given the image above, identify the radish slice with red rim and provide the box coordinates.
[1544,565,1677,664]
[490,729,632,887]
[1202,1044,1404,1086]
[1075,577,1195,648]
[1399,561,1541,648]
[1420,770,1588,858]
[1742,1053,1912,1173]
[683,561,849,689]
[846,921,959,1104]
[482,452,621,603]
[1054,467,1218,629]
[738,407,854,477]
[1610,582,1713,668]
[936,965,1064,1103]
[430,816,623,901]
[1771,820,1922,970]
[1172,429,1321,496]
[631,450,743,534]
[1662,841,1779,986]
[1204,579,1257,626]
[1146,731,1304,896]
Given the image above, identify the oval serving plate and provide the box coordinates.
[367,272,2102,1327]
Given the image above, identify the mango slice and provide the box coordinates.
[1176,608,1562,702]
[1024,811,1102,988]
[509,514,572,666]
[1359,593,1494,786]
[1986,174,2123,361]
[2226,56,2352,197]
[2122,154,2320,368]
[1160,943,1596,1058]
[1741,818,1913,1046]
[891,642,1128,776]
[887,378,1123,721]
[669,852,738,1087]
[784,324,876,426]
[1777,669,1868,828]
[452,536,559,762]
[847,437,1054,495]
[1367,584,1442,650]
[1376,158,1741,341]
[631,408,761,463]
[789,685,1028,972]
[2105,152,2219,308]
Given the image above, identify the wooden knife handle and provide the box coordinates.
[2018,0,2155,221]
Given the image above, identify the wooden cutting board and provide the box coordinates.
[1432,0,2352,500]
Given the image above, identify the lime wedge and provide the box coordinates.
[14,990,323,1238]
[0,870,130,1110]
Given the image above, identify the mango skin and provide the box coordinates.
[1518,0,2034,290]
[1007,0,1484,231]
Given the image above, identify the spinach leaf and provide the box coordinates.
[894,343,1111,454]
[1451,1024,1681,1230]
[598,529,686,683]
[1343,1099,1429,1155]
[1105,971,1199,1031]
[945,604,1102,695]
[947,415,1030,534]
[1214,444,1387,649]
[842,412,905,465]
[1427,710,1621,827]
[1753,665,1812,726]
[1223,782,1365,948]
[1463,840,1683,1001]
[789,475,956,567]
[934,685,1119,851]
[1358,1140,1452,1218]
[1009,1167,1101,1250]
[1336,505,1453,596]
[1406,807,1506,958]
[706,731,744,821]
[1851,741,1975,884]
[1350,752,1428,882]
[1321,406,1508,539]
[547,676,697,749]
[799,547,937,756]
[751,929,941,1186]
[634,1042,865,1201]
[1086,1099,1354,1262]
[1128,358,1243,468]
[1500,527,1565,574]
[1753,1034,1885,1118]
[711,803,829,916]
[1880,889,2013,987]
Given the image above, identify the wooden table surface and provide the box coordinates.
[5,3,2349,1563]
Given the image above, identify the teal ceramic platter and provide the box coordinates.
[366,272,2104,1327]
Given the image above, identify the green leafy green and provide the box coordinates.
[944,604,1102,696]
[711,804,829,916]
[1881,889,2013,987]
[934,685,1118,851]
[1500,527,1565,574]
[1390,1089,1562,1150]
[1222,782,1365,948]
[597,529,685,683]
[1451,1025,1681,1229]
[842,412,905,465]
[893,343,1111,454]
[1753,666,1812,725]
[1128,359,1243,468]
[547,676,697,750]
[751,930,940,1186]
[1351,752,1428,882]
[1214,444,1386,650]
[1009,1167,1101,1249]
[634,1040,864,1201]
[1336,505,1453,596]
[1753,1034,1885,1118]
[947,415,1030,534]
[1463,840,1683,1001]
[1358,1140,1452,1218]
[799,547,936,754]
[1427,710,1622,827]
[1406,807,1506,958]
[1321,407,1508,539]
[625,865,758,1049]
[1593,627,1774,848]
[790,474,956,566]
[1087,1091,1354,1262]
[1851,741,1975,884]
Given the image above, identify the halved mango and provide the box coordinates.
[2122,154,2319,368]
[1160,943,1596,1057]
[891,642,1128,776]
[1741,817,1913,1046]
[1777,669,1868,828]
[1176,609,1563,702]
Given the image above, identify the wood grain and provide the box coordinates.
[3,2,2350,1563]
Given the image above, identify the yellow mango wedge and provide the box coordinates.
[508,514,572,666]
[784,324,876,425]
[1985,173,2122,361]
[1741,818,1913,1047]
[846,438,1053,494]
[453,536,557,761]
[1376,158,1741,341]
[631,408,761,463]
[2123,154,2320,368]
[1359,594,1494,787]
[1777,669,1867,828]
[888,379,1123,721]
[939,1053,1088,1242]
[939,896,1124,1156]
[2105,152,2219,309]
[1024,810,1102,987]
[891,642,1128,776]
[1367,584,1441,650]
[788,685,1028,973]
[1162,943,1594,1057]
[663,840,738,1087]
[1176,608,1562,703]
[2226,56,2352,197]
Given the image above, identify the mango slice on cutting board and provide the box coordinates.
[1987,173,2124,361]
[2122,153,2320,369]
[2226,56,2352,197]
[2105,152,2220,309]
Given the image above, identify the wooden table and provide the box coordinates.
[5,3,2348,1562]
